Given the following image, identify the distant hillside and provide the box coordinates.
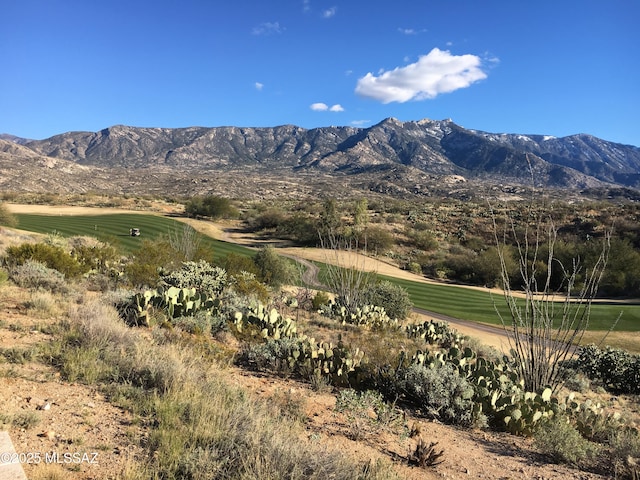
[2,118,639,198]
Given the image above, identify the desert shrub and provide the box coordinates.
[124,237,182,288]
[561,369,592,393]
[47,299,183,392]
[145,373,398,480]
[406,228,438,251]
[241,336,301,375]
[471,247,506,287]
[8,412,40,430]
[9,260,69,293]
[174,311,228,336]
[407,261,422,275]
[275,213,318,245]
[253,246,295,288]
[69,237,120,274]
[360,226,394,254]
[184,195,238,219]
[534,415,600,466]
[441,247,477,283]
[608,428,640,479]
[219,252,258,276]
[575,344,640,394]
[0,202,17,228]
[312,291,331,310]
[160,260,228,298]
[362,280,412,320]
[397,363,475,426]
[0,346,36,364]
[5,242,85,278]
[247,207,287,231]
[0,268,9,286]
[335,389,403,439]
[228,271,269,304]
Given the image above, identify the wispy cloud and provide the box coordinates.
[398,27,426,35]
[322,6,337,18]
[252,22,282,35]
[255,82,264,91]
[310,102,344,112]
[355,48,489,103]
[351,119,371,126]
[302,0,311,12]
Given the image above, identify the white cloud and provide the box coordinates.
[255,82,264,91]
[322,6,336,18]
[252,22,282,35]
[398,27,426,35]
[310,103,344,112]
[302,0,311,12]
[355,48,488,103]
[351,119,371,126]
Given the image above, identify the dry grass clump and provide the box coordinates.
[46,296,398,480]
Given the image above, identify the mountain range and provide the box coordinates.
[2,118,639,199]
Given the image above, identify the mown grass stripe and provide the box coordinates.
[15,213,253,260]
[379,274,640,332]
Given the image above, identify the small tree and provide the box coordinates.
[253,246,294,288]
[493,200,614,393]
[185,195,238,219]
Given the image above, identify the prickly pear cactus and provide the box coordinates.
[233,303,297,340]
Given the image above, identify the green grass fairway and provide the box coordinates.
[380,274,640,332]
[15,213,253,260]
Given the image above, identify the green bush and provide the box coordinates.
[229,271,269,303]
[312,291,331,310]
[534,416,599,466]
[253,246,295,288]
[406,228,438,251]
[362,280,412,320]
[124,238,182,287]
[575,344,640,394]
[5,242,85,278]
[219,252,258,276]
[184,195,238,219]
[360,226,394,254]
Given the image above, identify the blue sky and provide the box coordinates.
[1,0,639,146]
